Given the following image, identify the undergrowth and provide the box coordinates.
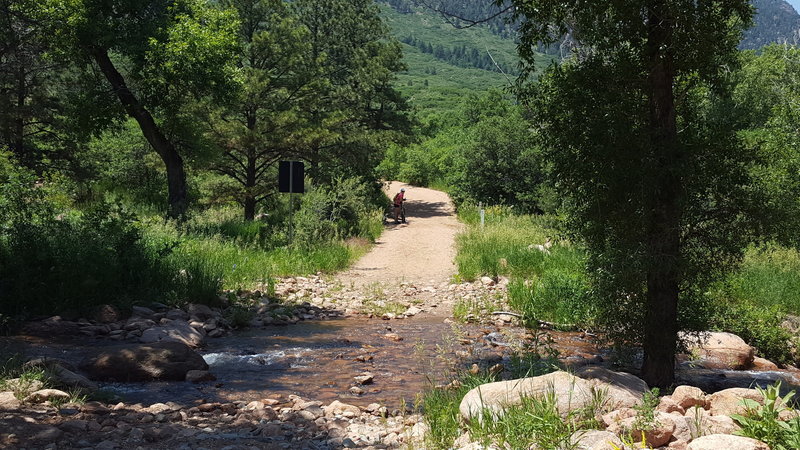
[455,203,800,365]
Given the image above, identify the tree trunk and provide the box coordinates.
[243,112,258,221]
[244,154,257,221]
[13,66,27,166]
[641,1,681,389]
[90,47,188,219]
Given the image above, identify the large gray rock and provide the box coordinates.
[51,365,98,391]
[79,342,208,381]
[187,303,216,321]
[682,332,755,370]
[460,369,647,422]
[139,320,205,348]
[687,434,769,450]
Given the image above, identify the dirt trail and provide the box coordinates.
[337,181,461,288]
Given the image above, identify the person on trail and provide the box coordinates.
[393,188,406,223]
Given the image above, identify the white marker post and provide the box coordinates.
[479,202,485,230]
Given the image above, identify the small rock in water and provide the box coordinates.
[383,333,403,342]
[185,370,216,383]
[354,372,374,385]
[349,386,364,395]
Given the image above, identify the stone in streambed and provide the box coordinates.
[79,342,208,381]
[682,331,754,370]
[139,320,205,348]
[185,370,216,383]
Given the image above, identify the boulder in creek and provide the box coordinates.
[139,320,205,348]
[460,368,648,422]
[682,331,754,370]
[687,434,769,450]
[185,370,216,383]
[79,342,208,381]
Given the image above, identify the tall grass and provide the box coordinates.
[715,243,800,314]
[455,204,595,327]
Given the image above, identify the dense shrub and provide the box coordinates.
[293,177,384,246]
[0,160,222,318]
[0,199,222,318]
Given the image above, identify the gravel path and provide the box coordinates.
[337,181,462,288]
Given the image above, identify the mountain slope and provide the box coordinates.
[744,0,800,48]
[382,0,800,116]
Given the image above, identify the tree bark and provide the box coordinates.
[244,152,257,221]
[90,47,188,219]
[641,0,681,389]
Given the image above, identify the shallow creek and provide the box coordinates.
[4,317,797,408]
[0,316,602,408]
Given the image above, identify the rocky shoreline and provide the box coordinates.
[2,275,799,449]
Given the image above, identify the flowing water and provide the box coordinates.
[1,316,604,408]
[5,317,795,409]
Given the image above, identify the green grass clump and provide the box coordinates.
[455,204,596,328]
[0,354,49,399]
[732,382,800,449]
[716,243,800,314]
[422,371,497,449]
[467,390,593,449]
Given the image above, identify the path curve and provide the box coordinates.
[337,181,461,288]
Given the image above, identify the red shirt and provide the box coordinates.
[393,192,405,205]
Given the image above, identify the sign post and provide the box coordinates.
[279,161,305,243]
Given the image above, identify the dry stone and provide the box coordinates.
[0,391,21,409]
[708,388,763,416]
[671,385,707,409]
[187,303,215,321]
[687,434,769,450]
[24,389,70,404]
[658,396,685,414]
[683,332,755,370]
[460,369,647,422]
[570,430,625,450]
[605,411,675,448]
[325,400,361,418]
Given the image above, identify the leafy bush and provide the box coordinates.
[0,162,222,317]
[732,382,800,450]
[293,177,384,246]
